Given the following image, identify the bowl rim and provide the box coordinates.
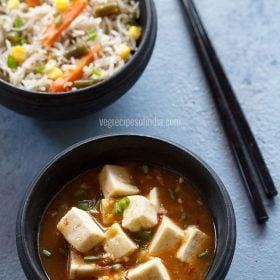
[16,133,236,280]
[0,0,156,97]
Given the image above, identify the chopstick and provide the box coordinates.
[180,0,277,222]
[187,0,278,199]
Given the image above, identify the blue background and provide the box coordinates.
[0,0,279,279]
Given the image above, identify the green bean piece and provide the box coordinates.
[84,256,99,263]
[6,31,27,46]
[35,65,45,74]
[114,197,130,214]
[6,31,19,45]
[127,18,140,26]
[42,249,52,258]
[13,17,24,28]
[64,43,89,59]
[197,249,210,259]
[18,36,28,45]
[7,55,17,69]
[94,2,120,17]
[73,79,99,89]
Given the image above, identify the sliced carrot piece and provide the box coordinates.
[27,0,40,7]
[43,0,88,47]
[49,45,101,93]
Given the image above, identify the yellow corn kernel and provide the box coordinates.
[7,0,20,9]
[55,0,69,11]
[47,67,63,80]
[117,44,131,60]
[128,26,142,40]
[10,46,26,63]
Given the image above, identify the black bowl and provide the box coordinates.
[0,1,157,120]
[16,134,236,279]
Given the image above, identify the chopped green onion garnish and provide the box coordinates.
[77,201,89,211]
[35,65,45,74]
[74,188,87,197]
[141,165,149,174]
[197,249,210,259]
[168,188,176,200]
[137,230,153,241]
[59,247,68,257]
[55,15,63,26]
[112,263,123,271]
[42,249,52,258]
[180,212,189,221]
[92,69,101,76]
[7,55,17,69]
[114,197,130,214]
[13,17,24,28]
[84,256,99,263]
[87,30,97,41]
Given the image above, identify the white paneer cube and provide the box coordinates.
[122,195,158,232]
[176,226,208,263]
[104,223,138,259]
[127,258,170,280]
[100,198,116,226]
[98,275,123,280]
[149,216,184,255]
[147,187,161,210]
[99,165,140,198]
[57,207,105,253]
[69,250,99,279]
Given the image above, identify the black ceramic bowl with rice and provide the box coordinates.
[0,0,157,119]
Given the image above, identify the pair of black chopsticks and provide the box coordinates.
[180,0,277,223]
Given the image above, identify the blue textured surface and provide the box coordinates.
[0,0,279,279]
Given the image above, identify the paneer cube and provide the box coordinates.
[57,207,105,253]
[104,223,138,259]
[97,277,111,280]
[149,216,184,255]
[122,195,158,232]
[98,275,123,280]
[176,226,208,264]
[127,258,170,280]
[100,198,116,225]
[69,249,99,279]
[147,187,161,210]
[98,165,139,198]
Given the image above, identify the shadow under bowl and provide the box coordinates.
[0,0,157,120]
[16,134,236,279]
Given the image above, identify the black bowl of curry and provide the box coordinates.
[16,134,236,280]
